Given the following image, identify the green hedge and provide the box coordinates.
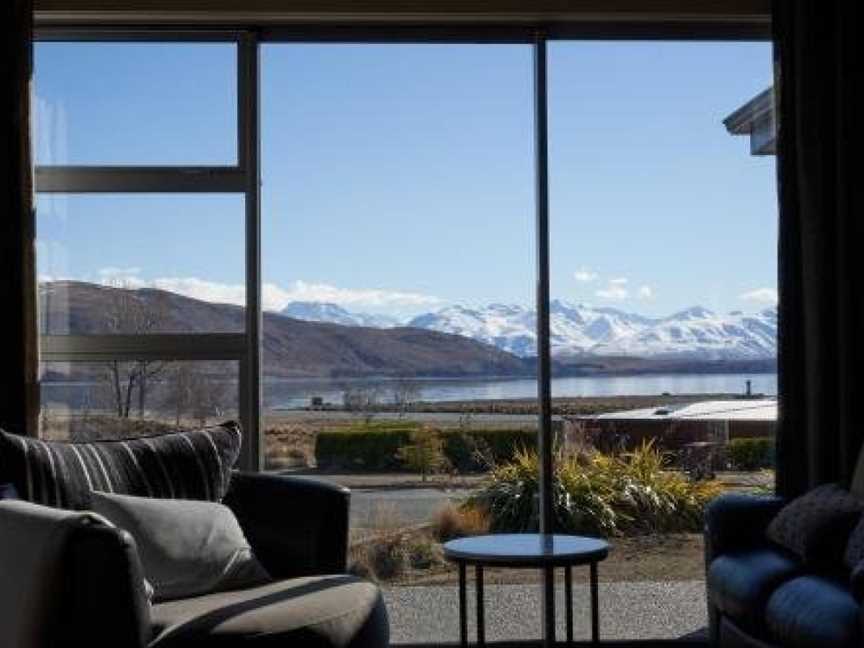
[315,423,535,472]
[727,437,774,471]
[440,429,536,472]
[315,422,417,470]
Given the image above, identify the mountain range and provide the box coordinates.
[282,299,777,361]
[40,281,777,379]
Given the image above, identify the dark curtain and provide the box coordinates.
[0,0,37,435]
[774,1,864,497]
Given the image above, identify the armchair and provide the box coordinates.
[0,471,389,648]
[705,493,862,647]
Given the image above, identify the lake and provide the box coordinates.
[264,372,777,410]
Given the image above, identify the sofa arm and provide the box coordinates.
[64,523,152,647]
[704,493,786,563]
[224,471,351,579]
[0,501,150,648]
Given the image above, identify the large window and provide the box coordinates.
[34,30,777,643]
[547,41,776,639]
[261,43,535,644]
[34,38,258,466]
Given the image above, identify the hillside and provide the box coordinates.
[39,281,528,379]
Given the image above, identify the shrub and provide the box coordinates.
[467,441,723,537]
[396,428,450,480]
[315,422,418,470]
[315,422,535,473]
[432,504,491,542]
[366,535,410,580]
[727,437,774,471]
[441,429,536,472]
[405,535,444,569]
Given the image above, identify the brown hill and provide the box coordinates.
[39,281,528,379]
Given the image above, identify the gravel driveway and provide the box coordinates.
[384,580,708,644]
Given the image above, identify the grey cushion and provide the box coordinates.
[149,575,389,648]
[90,491,270,602]
[766,483,863,565]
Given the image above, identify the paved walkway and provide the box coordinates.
[384,580,707,644]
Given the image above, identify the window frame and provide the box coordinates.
[33,21,773,486]
[34,22,774,647]
[34,31,262,471]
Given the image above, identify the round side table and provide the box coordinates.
[443,533,609,647]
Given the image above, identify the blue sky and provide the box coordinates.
[35,40,776,318]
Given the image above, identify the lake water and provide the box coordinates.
[264,372,777,410]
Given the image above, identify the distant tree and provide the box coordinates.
[100,281,170,418]
[392,378,421,418]
[342,384,382,423]
[162,365,229,427]
[396,428,450,482]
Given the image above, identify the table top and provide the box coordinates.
[443,533,609,567]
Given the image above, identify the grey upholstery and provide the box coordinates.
[705,493,864,648]
[0,470,389,648]
[707,549,800,633]
[0,500,151,648]
[150,575,388,648]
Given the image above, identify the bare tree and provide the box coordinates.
[162,365,230,427]
[100,281,170,418]
[342,384,382,424]
[392,378,421,418]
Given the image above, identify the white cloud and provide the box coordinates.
[596,278,629,300]
[152,277,247,306]
[739,287,778,304]
[99,267,143,279]
[637,285,654,300]
[95,269,442,313]
[573,268,598,283]
[280,280,441,309]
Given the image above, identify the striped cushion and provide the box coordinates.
[0,422,242,510]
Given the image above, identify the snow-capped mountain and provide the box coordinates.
[282,299,777,360]
[281,302,401,328]
[408,300,776,360]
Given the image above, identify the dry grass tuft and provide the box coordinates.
[432,504,491,542]
[264,423,317,469]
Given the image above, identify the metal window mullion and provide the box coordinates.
[35,166,246,193]
[533,32,556,648]
[40,334,247,362]
[35,27,244,42]
[239,33,262,472]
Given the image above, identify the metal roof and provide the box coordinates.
[591,398,776,421]
[723,87,775,155]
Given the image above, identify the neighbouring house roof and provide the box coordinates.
[589,398,777,421]
[723,86,776,155]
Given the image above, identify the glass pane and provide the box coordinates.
[548,41,777,641]
[40,360,240,441]
[37,193,246,334]
[34,42,237,165]
[262,43,535,644]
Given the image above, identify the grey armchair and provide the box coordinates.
[0,472,389,648]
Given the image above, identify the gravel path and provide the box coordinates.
[384,580,707,644]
